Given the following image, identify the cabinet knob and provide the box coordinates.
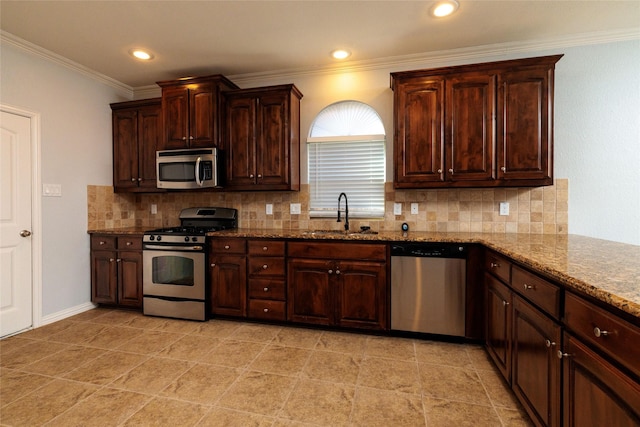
[523,284,534,290]
[182,136,187,140]
[593,327,609,338]
[328,269,333,274]
[557,350,572,359]
[262,246,268,251]
[109,258,115,262]
[448,168,454,173]
[116,258,122,263]
[545,339,556,348]
[490,262,500,268]
[335,269,341,275]
[99,241,106,245]
[131,178,136,182]
[262,264,268,270]
[437,169,442,174]
[250,174,254,178]
[189,136,194,140]
[210,263,216,267]
[263,308,269,313]
[502,300,509,307]
[126,241,132,246]
[138,178,142,182]
[263,287,269,292]
[257,174,262,178]
[224,245,230,249]
[501,166,506,172]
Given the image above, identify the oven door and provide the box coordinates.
[143,249,206,300]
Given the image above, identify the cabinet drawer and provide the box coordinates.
[248,299,286,321]
[117,236,142,250]
[248,278,285,300]
[91,235,116,250]
[210,238,246,254]
[248,257,285,277]
[485,251,511,283]
[512,266,561,320]
[564,292,640,378]
[248,240,285,256]
[287,242,386,261]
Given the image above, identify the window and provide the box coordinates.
[307,101,386,218]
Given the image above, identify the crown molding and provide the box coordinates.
[3,27,638,95]
[1,31,134,98]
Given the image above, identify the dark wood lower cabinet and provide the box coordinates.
[485,273,512,380]
[512,296,561,427]
[562,332,640,427]
[210,255,247,317]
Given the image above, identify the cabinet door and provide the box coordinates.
[189,84,216,148]
[112,109,139,189]
[394,78,445,187]
[512,296,561,427]
[497,66,553,183]
[562,332,640,427]
[446,73,496,183]
[335,261,387,330]
[287,258,333,325]
[137,104,162,190]
[210,255,247,317]
[256,91,289,187]
[226,96,257,187]
[91,251,118,304]
[117,250,143,307]
[485,273,512,381]
[162,86,190,149]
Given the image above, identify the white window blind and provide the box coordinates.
[308,137,386,218]
[307,101,386,218]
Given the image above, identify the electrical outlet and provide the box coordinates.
[42,183,62,197]
[411,203,419,215]
[499,202,510,216]
[393,203,402,215]
[150,204,158,215]
[290,203,301,215]
[266,204,273,215]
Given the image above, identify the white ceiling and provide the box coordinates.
[1,1,639,88]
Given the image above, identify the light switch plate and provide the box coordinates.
[499,202,510,216]
[266,204,273,215]
[411,203,419,215]
[43,183,62,197]
[150,204,158,214]
[394,203,402,215]
[290,203,301,215]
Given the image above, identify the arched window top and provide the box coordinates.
[309,100,385,138]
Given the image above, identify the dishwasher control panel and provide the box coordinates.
[390,243,467,258]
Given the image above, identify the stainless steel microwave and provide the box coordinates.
[156,148,221,189]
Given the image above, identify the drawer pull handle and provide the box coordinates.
[557,350,572,359]
[263,308,269,313]
[262,264,268,270]
[224,245,230,249]
[593,327,609,338]
[100,241,106,245]
[545,339,556,348]
[263,246,268,251]
[263,287,269,292]
[502,300,509,307]
[523,284,534,290]
[126,242,132,246]
[335,269,341,275]
[490,262,500,268]
[328,269,333,274]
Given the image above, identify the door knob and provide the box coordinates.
[20,230,32,237]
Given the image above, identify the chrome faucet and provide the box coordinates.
[337,192,349,231]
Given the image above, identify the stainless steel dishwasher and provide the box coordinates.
[391,243,467,337]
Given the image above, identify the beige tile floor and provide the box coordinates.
[0,308,532,426]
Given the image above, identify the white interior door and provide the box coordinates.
[1,111,33,337]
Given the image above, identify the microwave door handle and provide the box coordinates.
[195,157,204,187]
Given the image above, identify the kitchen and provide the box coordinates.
[1,1,639,426]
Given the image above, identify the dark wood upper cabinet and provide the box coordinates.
[391,54,562,188]
[157,75,238,150]
[111,98,164,192]
[224,84,302,191]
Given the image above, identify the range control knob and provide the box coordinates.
[149,235,155,241]
[184,236,190,242]
[156,235,162,241]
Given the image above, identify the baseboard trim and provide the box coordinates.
[41,302,98,326]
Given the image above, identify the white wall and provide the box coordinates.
[0,42,129,318]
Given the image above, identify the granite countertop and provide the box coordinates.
[88,227,640,320]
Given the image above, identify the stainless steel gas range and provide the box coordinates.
[142,207,237,321]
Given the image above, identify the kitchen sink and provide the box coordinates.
[303,228,378,236]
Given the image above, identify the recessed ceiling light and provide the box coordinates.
[431,0,459,17]
[331,49,351,60]
[129,49,154,61]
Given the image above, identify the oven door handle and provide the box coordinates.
[144,244,204,251]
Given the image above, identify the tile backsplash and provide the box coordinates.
[88,179,568,234]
